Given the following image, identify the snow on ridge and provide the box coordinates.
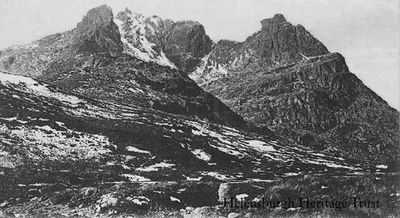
[170,196,181,203]
[126,146,151,154]
[137,162,175,172]
[189,54,232,86]
[0,71,83,106]
[114,12,176,69]
[246,140,276,152]
[128,196,150,205]
[203,171,236,180]
[236,194,249,201]
[376,164,388,169]
[122,174,151,182]
[191,149,212,162]
[186,120,359,171]
[7,124,113,161]
[189,53,210,82]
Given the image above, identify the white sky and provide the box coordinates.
[0,0,399,109]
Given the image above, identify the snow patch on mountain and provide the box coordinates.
[122,174,151,182]
[126,146,151,154]
[7,124,113,161]
[189,57,231,86]
[246,140,276,152]
[0,71,83,106]
[114,12,176,69]
[137,162,175,172]
[191,149,212,162]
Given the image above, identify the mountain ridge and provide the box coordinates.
[0,5,254,132]
[0,5,399,217]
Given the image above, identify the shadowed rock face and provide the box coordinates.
[258,14,329,65]
[164,21,213,72]
[190,14,400,166]
[73,5,123,53]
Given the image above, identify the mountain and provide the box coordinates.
[73,5,123,53]
[1,70,388,217]
[0,6,213,74]
[0,5,399,217]
[0,5,247,130]
[189,14,400,168]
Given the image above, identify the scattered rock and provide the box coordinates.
[185,206,195,211]
[184,206,216,218]
[244,212,253,217]
[227,212,240,218]
[218,183,231,202]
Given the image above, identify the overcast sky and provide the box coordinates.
[0,0,399,109]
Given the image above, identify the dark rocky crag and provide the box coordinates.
[163,20,213,72]
[190,14,400,168]
[73,5,123,53]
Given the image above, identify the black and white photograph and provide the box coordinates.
[0,0,399,217]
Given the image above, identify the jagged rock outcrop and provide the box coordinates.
[260,14,328,61]
[164,20,213,72]
[190,14,400,167]
[73,5,123,53]
[190,14,329,82]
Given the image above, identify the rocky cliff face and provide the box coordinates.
[73,5,123,53]
[190,14,400,167]
[164,20,213,72]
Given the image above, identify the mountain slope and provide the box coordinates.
[0,70,368,216]
[189,15,400,167]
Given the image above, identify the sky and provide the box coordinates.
[0,0,399,109]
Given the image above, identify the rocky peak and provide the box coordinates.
[73,5,123,53]
[258,14,329,59]
[260,13,287,28]
[145,15,164,27]
[189,13,330,78]
[164,20,213,72]
[79,5,114,27]
[188,13,399,167]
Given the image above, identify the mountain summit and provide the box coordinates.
[73,5,123,53]
[189,14,399,167]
